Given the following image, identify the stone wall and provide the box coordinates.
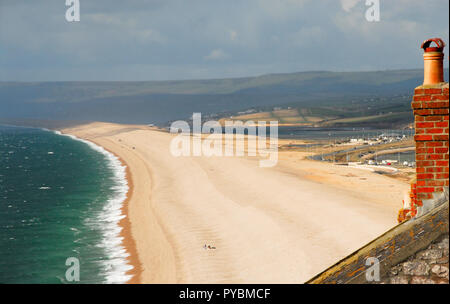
[380,234,449,284]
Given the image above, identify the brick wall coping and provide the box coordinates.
[415,82,449,90]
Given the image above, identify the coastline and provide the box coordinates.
[57,129,142,284]
[0,124,142,283]
[60,122,410,283]
[113,155,143,284]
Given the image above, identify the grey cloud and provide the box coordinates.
[0,0,448,81]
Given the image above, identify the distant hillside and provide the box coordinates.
[0,69,448,126]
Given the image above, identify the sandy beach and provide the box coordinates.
[61,122,409,284]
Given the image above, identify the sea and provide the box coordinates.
[0,125,132,284]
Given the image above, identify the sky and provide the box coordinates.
[0,0,448,81]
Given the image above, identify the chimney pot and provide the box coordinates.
[421,38,445,85]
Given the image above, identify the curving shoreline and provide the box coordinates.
[115,159,143,283]
[61,121,410,283]
[60,123,178,283]
[57,129,143,284]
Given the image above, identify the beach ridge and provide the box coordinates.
[61,121,409,284]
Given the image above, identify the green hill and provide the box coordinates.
[0,69,447,127]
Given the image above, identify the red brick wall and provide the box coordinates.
[412,83,449,203]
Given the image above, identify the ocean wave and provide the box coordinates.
[52,130,133,284]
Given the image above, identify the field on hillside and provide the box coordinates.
[1,69,446,126]
[219,103,413,129]
[220,108,335,125]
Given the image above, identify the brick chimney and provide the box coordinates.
[400,38,449,222]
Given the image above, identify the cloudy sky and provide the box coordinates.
[0,0,448,81]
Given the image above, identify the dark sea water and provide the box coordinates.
[0,125,132,284]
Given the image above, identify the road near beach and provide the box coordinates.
[62,122,409,284]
